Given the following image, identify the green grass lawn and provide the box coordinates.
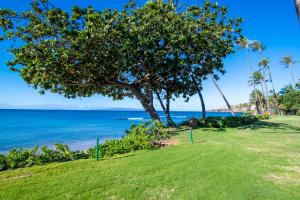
[1,116,300,200]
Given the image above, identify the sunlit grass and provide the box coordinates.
[1,116,300,200]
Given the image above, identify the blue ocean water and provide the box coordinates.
[0,109,240,153]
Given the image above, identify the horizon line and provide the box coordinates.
[0,108,236,112]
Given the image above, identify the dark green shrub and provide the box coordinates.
[181,115,258,128]
[256,113,271,120]
[204,117,226,128]
[241,115,258,125]
[100,139,127,157]
[151,120,170,141]
[296,109,300,116]
[54,144,75,161]
[73,150,90,160]
[224,117,243,127]
[6,147,39,168]
[39,146,60,163]
[124,125,153,151]
[1,144,90,171]
[86,147,96,159]
[0,154,8,171]
[38,144,84,163]
[89,121,171,158]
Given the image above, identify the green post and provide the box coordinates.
[96,136,99,161]
[190,128,193,144]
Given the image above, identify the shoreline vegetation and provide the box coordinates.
[0,114,265,171]
[1,116,300,199]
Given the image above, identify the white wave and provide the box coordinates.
[171,116,188,118]
[128,117,144,121]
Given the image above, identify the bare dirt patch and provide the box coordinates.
[155,139,179,147]
[4,172,34,181]
[148,187,175,200]
[265,172,300,185]
[281,166,300,174]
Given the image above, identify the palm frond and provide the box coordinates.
[236,37,249,49]
[251,41,265,52]
[280,55,296,68]
[258,58,269,68]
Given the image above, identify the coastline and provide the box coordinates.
[0,109,243,153]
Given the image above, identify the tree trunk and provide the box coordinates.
[255,94,261,114]
[142,100,160,121]
[197,88,206,125]
[154,90,174,126]
[247,50,261,114]
[268,67,277,97]
[131,86,160,121]
[268,67,280,112]
[290,69,296,87]
[260,81,267,111]
[262,69,270,112]
[211,75,235,116]
[165,90,174,126]
[191,74,206,124]
[256,90,264,113]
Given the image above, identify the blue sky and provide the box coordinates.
[0,0,300,111]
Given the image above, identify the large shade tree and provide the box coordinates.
[0,0,241,122]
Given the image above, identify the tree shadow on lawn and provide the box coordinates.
[100,154,136,161]
[174,127,227,134]
[238,121,300,133]
[201,128,227,132]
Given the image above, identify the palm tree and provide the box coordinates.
[281,56,297,87]
[211,75,235,116]
[279,84,295,95]
[252,41,270,112]
[249,71,266,112]
[258,59,270,112]
[260,58,280,112]
[260,58,277,96]
[249,90,265,111]
[295,0,300,21]
[252,41,266,54]
[237,37,261,114]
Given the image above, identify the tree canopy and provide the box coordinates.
[0,0,242,121]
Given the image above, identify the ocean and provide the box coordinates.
[0,109,241,153]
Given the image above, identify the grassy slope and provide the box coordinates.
[1,116,300,200]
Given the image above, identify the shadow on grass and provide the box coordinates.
[171,127,190,135]
[172,127,227,134]
[239,121,300,133]
[202,128,227,132]
[193,141,208,144]
[100,154,136,161]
